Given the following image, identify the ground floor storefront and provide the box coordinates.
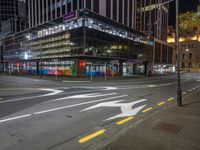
[7,58,152,77]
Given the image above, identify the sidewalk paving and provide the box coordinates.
[101,89,200,150]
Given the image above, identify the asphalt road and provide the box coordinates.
[0,73,200,150]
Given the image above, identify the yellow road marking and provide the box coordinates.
[157,102,165,106]
[142,107,153,113]
[78,129,106,143]
[167,97,175,101]
[116,116,134,125]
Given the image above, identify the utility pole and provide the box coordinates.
[176,0,182,106]
[40,43,42,79]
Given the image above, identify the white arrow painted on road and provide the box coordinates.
[41,89,63,96]
[49,93,117,102]
[81,99,147,121]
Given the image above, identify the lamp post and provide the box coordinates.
[176,0,182,106]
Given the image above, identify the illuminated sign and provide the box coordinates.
[63,11,77,22]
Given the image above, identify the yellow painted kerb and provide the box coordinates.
[116,116,134,125]
[78,129,106,143]
[142,107,153,113]
[157,102,165,106]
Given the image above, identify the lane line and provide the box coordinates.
[167,97,175,101]
[116,116,134,125]
[0,114,31,123]
[157,102,165,106]
[182,92,187,95]
[142,107,153,113]
[0,95,128,124]
[188,89,192,92]
[49,93,117,102]
[63,80,91,83]
[78,129,106,143]
[0,89,63,104]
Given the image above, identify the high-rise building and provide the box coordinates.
[0,0,28,70]
[0,0,28,35]
[1,0,173,76]
[28,0,140,30]
[140,0,169,41]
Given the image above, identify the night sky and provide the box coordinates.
[169,0,199,26]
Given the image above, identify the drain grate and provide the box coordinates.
[153,121,182,134]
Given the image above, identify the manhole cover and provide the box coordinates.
[153,121,182,134]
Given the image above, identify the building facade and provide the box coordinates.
[168,36,200,73]
[0,0,28,71]
[0,0,28,35]
[1,0,173,77]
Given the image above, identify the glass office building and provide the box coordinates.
[1,0,172,77]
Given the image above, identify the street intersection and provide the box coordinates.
[0,73,200,150]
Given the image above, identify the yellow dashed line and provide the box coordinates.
[116,116,134,125]
[78,129,106,143]
[167,97,175,101]
[142,107,153,113]
[157,102,165,106]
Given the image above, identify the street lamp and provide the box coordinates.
[176,0,182,106]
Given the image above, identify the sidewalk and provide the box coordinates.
[101,90,200,150]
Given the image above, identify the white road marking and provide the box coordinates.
[63,80,91,83]
[49,93,117,102]
[81,99,147,121]
[0,95,128,124]
[41,89,63,96]
[0,114,31,123]
[0,89,63,104]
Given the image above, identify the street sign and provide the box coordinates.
[63,11,77,22]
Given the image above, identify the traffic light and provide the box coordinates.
[79,60,86,68]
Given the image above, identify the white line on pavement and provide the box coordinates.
[0,114,31,123]
[49,93,117,102]
[0,89,63,104]
[63,80,91,83]
[0,95,128,124]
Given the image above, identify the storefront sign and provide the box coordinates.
[63,11,77,22]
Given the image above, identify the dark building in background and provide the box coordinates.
[139,0,173,73]
[0,0,28,71]
[0,0,28,35]
[1,0,173,76]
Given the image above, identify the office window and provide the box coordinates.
[119,0,122,23]
[86,0,91,10]
[79,0,83,9]
[106,0,111,18]
[189,53,192,59]
[93,0,99,13]
[62,0,66,15]
[57,0,61,18]
[113,0,117,21]
[67,0,71,12]
[182,53,185,59]
[124,0,128,25]
[73,0,77,11]
[129,0,132,27]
